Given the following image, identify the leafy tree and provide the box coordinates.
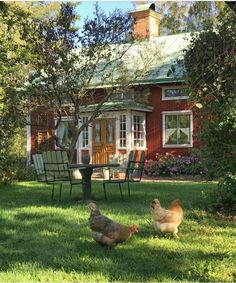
[12,1,61,19]
[0,1,63,152]
[182,9,236,178]
[0,2,33,182]
[25,2,161,163]
[0,2,31,147]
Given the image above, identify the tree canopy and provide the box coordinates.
[182,9,236,177]
[133,1,227,35]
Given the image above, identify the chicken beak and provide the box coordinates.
[131,225,139,233]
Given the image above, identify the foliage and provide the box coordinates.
[0,3,33,184]
[144,153,205,177]
[0,154,36,184]
[181,9,236,179]
[0,3,32,145]
[14,1,61,20]
[202,176,236,215]
[0,2,62,176]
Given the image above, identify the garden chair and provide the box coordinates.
[32,153,45,182]
[42,151,82,200]
[107,152,127,179]
[103,150,145,200]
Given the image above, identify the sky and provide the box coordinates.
[77,1,134,27]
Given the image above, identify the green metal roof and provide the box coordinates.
[80,101,154,113]
[88,32,191,89]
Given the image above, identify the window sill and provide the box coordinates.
[162,96,189,101]
[163,144,192,148]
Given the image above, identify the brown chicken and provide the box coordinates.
[88,202,138,247]
[150,198,183,238]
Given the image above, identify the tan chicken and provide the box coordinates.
[150,198,183,239]
[88,202,138,247]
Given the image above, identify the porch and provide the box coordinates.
[57,102,153,164]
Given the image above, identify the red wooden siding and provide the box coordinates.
[146,85,200,160]
[31,110,55,155]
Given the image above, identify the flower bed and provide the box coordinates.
[144,153,205,177]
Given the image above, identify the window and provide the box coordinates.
[119,115,126,147]
[106,120,114,144]
[163,111,192,147]
[133,114,145,147]
[94,121,101,144]
[162,87,189,100]
[82,116,89,148]
[56,120,74,148]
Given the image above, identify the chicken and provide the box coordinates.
[150,198,183,239]
[88,202,138,247]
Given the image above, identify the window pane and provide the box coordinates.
[57,120,73,148]
[106,121,113,144]
[95,122,101,143]
[165,115,177,144]
[133,115,144,147]
[120,115,126,147]
[179,115,190,144]
[82,117,89,147]
[164,88,189,98]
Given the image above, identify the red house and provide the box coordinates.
[27,3,200,164]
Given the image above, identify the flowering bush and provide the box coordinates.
[144,153,205,177]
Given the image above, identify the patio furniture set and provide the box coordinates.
[32,150,145,202]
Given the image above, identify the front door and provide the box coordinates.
[92,118,116,164]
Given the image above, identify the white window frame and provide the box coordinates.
[81,116,89,149]
[162,110,193,148]
[162,85,189,101]
[119,114,127,149]
[132,111,146,149]
[54,116,73,149]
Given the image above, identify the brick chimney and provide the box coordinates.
[130,3,161,39]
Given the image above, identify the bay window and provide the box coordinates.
[133,114,145,147]
[119,115,127,147]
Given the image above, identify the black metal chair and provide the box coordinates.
[42,151,82,200]
[103,150,145,200]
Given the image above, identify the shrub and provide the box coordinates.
[0,153,36,184]
[144,153,205,177]
[202,176,236,215]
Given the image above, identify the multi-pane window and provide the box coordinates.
[106,120,114,144]
[56,120,73,148]
[82,116,89,148]
[133,115,145,147]
[162,87,189,100]
[119,115,126,147]
[94,121,101,144]
[163,112,192,146]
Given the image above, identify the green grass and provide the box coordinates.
[0,180,235,282]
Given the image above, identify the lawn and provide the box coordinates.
[0,180,235,282]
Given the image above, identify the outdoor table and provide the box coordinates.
[70,163,120,202]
